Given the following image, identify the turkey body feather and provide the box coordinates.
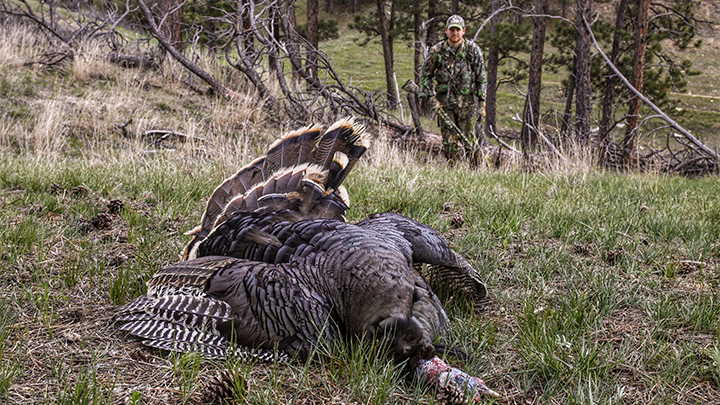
[116,118,486,364]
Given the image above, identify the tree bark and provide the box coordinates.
[407,93,423,137]
[574,0,592,143]
[623,0,650,167]
[426,0,439,48]
[158,0,184,49]
[377,0,397,109]
[484,0,500,139]
[520,0,546,154]
[306,0,319,82]
[561,58,576,139]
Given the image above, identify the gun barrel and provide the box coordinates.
[402,79,423,95]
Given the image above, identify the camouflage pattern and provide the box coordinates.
[446,15,465,30]
[439,105,477,162]
[420,38,487,162]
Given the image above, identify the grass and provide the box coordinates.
[1,145,719,403]
[1,8,720,405]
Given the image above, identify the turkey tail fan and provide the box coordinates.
[146,255,240,297]
[184,118,370,260]
[265,124,324,170]
[212,164,333,230]
[117,304,289,362]
[183,125,323,259]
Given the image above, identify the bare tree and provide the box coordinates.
[281,0,302,84]
[137,0,243,100]
[239,0,255,56]
[584,14,718,172]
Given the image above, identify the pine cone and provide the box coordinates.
[91,212,113,230]
[440,379,469,405]
[107,199,125,216]
[450,213,465,229]
[199,368,246,404]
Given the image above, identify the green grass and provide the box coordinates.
[1,152,719,403]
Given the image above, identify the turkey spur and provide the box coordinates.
[116,118,487,364]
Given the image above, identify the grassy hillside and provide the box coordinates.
[1,7,720,405]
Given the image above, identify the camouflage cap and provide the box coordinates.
[446,15,465,29]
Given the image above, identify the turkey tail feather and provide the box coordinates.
[185,118,369,260]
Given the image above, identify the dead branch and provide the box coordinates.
[142,130,205,144]
[135,0,241,101]
[0,0,72,46]
[108,52,160,70]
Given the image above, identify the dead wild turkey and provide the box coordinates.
[116,118,497,399]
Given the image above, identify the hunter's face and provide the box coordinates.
[445,27,465,46]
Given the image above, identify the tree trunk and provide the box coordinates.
[389,0,395,72]
[413,0,422,84]
[574,0,592,143]
[520,0,546,154]
[325,0,334,14]
[597,0,629,148]
[158,0,184,48]
[451,0,459,14]
[484,0,500,139]
[420,0,440,114]
[377,0,397,109]
[561,58,576,140]
[623,0,650,167]
[426,0,439,48]
[306,0,319,82]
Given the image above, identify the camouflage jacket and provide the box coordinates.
[420,39,487,109]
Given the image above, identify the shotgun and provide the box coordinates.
[402,79,477,149]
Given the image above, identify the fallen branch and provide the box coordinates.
[142,130,205,144]
[488,127,520,154]
[135,0,241,101]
